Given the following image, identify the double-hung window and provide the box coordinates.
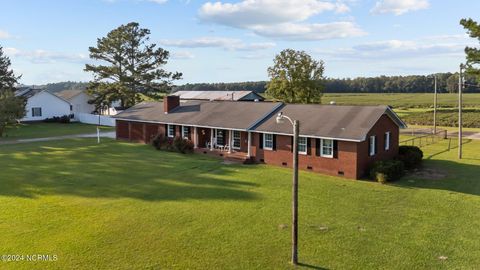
[298,137,307,155]
[32,107,42,117]
[369,136,376,156]
[233,131,241,149]
[263,133,273,150]
[182,126,190,139]
[216,129,225,146]
[384,132,390,151]
[321,139,334,158]
[167,125,175,138]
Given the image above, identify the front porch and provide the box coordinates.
[194,147,253,164]
[191,126,253,163]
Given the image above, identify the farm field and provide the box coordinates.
[0,138,479,269]
[322,93,480,109]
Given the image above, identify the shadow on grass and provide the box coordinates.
[297,262,329,270]
[0,139,260,201]
[393,159,480,196]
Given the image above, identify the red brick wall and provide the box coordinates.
[250,133,358,178]
[116,120,129,140]
[130,122,144,142]
[356,114,400,178]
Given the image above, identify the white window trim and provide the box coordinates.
[263,133,273,150]
[321,139,334,158]
[233,131,241,150]
[167,124,175,138]
[182,126,190,139]
[385,131,390,151]
[369,136,376,156]
[298,137,308,155]
[32,107,42,117]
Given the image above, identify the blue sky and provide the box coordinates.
[0,0,478,85]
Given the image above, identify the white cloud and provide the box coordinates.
[0,30,12,39]
[160,37,276,51]
[171,51,195,59]
[199,0,348,28]
[198,0,362,41]
[5,47,88,64]
[146,0,168,4]
[316,35,474,60]
[371,0,429,15]
[251,21,365,41]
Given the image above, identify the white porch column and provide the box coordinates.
[228,130,233,154]
[194,127,198,149]
[247,131,252,158]
[210,128,214,151]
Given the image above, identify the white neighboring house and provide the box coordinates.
[16,88,72,122]
[55,89,95,119]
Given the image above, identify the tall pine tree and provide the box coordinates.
[0,45,25,137]
[460,18,480,79]
[85,22,182,109]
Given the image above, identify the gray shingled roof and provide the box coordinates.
[253,104,406,141]
[172,90,264,101]
[114,100,282,130]
[114,101,406,141]
[55,89,85,101]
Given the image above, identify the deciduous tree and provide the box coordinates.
[266,49,324,103]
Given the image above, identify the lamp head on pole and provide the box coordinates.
[276,112,285,124]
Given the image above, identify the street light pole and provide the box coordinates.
[433,75,437,134]
[276,112,299,266]
[459,64,464,159]
[292,119,299,265]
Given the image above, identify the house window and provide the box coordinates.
[321,139,334,158]
[298,137,307,155]
[216,129,225,146]
[182,126,190,139]
[32,107,42,117]
[233,131,241,149]
[385,132,390,151]
[263,133,273,150]
[369,136,376,156]
[167,125,175,138]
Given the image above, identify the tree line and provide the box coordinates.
[175,73,480,94]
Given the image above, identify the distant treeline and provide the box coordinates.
[175,73,480,93]
[31,73,480,94]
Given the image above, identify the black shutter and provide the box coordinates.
[307,138,312,155]
[315,138,320,156]
[375,135,378,154]
[259,133,263,149]
[273,134,277,150]
[164,124,168,137]
[31,108,34,117]
[290,136,294,153]
[368,137,371,156]
[333,140,338,159]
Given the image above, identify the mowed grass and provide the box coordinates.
[1,123,114,141]
[0,138,479,269]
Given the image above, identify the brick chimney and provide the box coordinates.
[163,95,180,114]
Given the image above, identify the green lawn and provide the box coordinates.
[0,138,479,269]
[1,123,114,141]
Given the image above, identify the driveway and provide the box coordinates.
[0,131,116,145]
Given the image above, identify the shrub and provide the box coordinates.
[43,115,71,123]
[151,135,193,154]
[370,160,405,183]
[398,146,423,169]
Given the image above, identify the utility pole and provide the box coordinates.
[458,64,464,159]
[292,119,299,266]
[433,75,437,134]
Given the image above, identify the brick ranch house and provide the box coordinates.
[114,96,406,179]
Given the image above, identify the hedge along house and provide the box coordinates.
[114,96,406,179]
